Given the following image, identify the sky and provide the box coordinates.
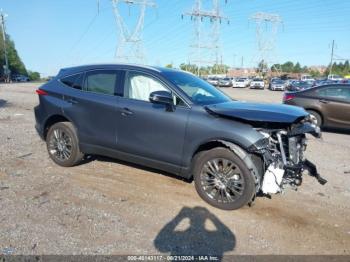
[1,0,350,76]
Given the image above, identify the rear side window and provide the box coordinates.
[316,86,350,101]
[61,73,84,90]
[84,70,118,95]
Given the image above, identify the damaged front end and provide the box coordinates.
[205,101,327,197]
[248,119,327,195]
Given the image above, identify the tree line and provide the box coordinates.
[270,61,350,77]
[170,60,350,78]
[166,63,230,76]
[0,28,40,81]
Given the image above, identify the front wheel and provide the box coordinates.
[193,148,256,210]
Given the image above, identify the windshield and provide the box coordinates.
[253,78,263,81]
[296,81,311,86]
[274,80,285,84]
[164,71,231,105]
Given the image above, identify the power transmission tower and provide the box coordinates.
[183,0,229,76]
[250,12,282,76]
[0,10,10,82]
[111,0,156,64]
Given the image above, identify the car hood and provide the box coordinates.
[205,101,308,125]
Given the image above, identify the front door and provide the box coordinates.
[115,71,190,167]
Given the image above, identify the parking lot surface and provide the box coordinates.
[0,83,349,255]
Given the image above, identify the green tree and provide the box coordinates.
[0,28,27,78]
[293,62,302,73]
[281,61,294,73]
[28,71,41,81]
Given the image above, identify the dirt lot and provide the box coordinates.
[0,82,349,256]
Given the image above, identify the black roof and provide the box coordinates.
[57,64,183,77]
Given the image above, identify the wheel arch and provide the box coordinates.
[305,108,324,125]
[43,114,74,139]
[190,139,263,193]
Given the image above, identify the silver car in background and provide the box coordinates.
[270,79,286,91]
[218,77,233,87]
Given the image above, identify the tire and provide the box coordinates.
[307,110,322,127]
[193,147,256,210]
[46,122,84,167]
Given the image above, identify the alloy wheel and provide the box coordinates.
[200,158,245,203]
[48,128,73,161]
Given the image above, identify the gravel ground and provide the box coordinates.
[0,83,349,256]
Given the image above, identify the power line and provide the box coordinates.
[182,0,229,75]
[111,0,156,64]
[250,12,283,75]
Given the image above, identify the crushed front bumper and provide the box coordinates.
[284,159,327,185]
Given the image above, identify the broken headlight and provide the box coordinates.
[247,137,269,152]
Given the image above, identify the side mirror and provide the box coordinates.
[149,90,175,111]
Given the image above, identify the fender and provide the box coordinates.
[217,140,262,193]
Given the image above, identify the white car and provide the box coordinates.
[327,74,343,81]
[250,78,265,89]
[232,78,247,88]
[207,77,219,86]
[301,75,315,82]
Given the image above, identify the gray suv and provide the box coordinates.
[34,64,326,210]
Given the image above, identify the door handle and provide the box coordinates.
[121,107,134,116]
[319,99,329,104]
[67,98,78,104]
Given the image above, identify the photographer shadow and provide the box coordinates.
[154,206,235,258]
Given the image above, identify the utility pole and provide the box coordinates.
[0,10,10,82]
[183,0,229,76]
[329,40,335,75]
[250,12,282,76]
[232,53,236,68]
[111,0,156,64]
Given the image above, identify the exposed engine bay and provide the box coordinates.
[252,119,327,195]
[205,101,327,198]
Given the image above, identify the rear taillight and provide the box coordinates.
[35,89,48,96]
[283,93,295,102]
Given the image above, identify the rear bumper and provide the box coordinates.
[34,105,45,140]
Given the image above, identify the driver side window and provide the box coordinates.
[124,72,185,106]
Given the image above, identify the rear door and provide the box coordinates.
[61,69,122,148]
[315,86,350,128]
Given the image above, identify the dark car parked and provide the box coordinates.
[283,84,350,129]
[286,81,312,92]
[34,64,326,210]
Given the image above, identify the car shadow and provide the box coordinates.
[0,99,8,108]
[322,127,350,135]
[154,206,235,258]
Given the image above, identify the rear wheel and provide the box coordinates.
[46,122,84,167]
[307,110,322,127]
[193,148,256,210]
